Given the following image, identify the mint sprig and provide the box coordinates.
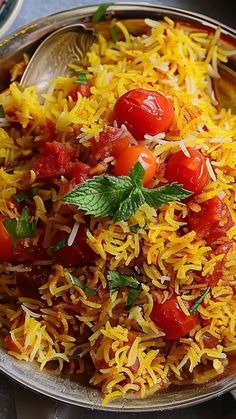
[3,207,37,247]
[62,162,192,222]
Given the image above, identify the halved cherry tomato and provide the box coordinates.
[150,294,198,340]
[68,82,92,100]
[33,141,72,180]
[51,226,96,267]
[188,196,234,245]
[113,89,174,141]
[14,241,50,263]
[114,145,157,186]
[3,336,20,353]
[92,127,131,159]
[0,219,15,262]
[165,147,209,194]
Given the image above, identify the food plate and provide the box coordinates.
[0,2,236,412]
[0,0,24,38]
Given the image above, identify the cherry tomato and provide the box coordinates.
[51,226,96,267]
[114,145,157,186]
[188,196,234,245]
[150,294,198,340]
[92,127,130,159]
[0,219,15,262]
[14,241,50,262]
[113,89,174,141]
[66,162,91,184]
[3,336,20,353]
[68,82,92,100]
[33,141,72,180]
[165,147,209,194]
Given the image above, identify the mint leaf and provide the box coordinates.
[129,162,145,186]
[125,288,140,310]
[113,188,145,222]
[49,239,67,252]
[91,3,113,23]
[0,105,5,118]
[75,71,87,85]
[68,273,96,296]
[190,287,211,315]
[13,193,25,203]
[62,175,133,218]
[3,207,37,247]
[62,161,192,222]
[107,271,140,296]
[107,270,140,309]
[142,183,192,209]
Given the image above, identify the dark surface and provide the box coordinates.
[0,0,236,418]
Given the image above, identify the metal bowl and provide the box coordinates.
[0,0,24,39]
[0,2,236,412]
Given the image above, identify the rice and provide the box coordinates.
[0,16,236,407]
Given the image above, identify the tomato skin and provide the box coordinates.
[14,241,50,262]
[3,336,20,353]
[92,127,130,159]
[0,219,15,262]
[114,145,157,186]
[51,226,96,267]
[113,89,174,141]
[150,295,198,340]
[165,147,209,194]
[188,196,234,245]
[66,162,91,184]
[33,141,72,180]
[68,82,92,100]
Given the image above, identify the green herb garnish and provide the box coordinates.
[107,270,141,309]
[75,71,88,85]
[0,105,5,118]
[111,27,117,42]
[68,273,97,296]
[62,162,192,223]
[130,224,140,233]
[13,193,25,203]
[190,287,211,315]
[3,207,37,247]
[28,188,38,200]
[49,239,67,252]
[91,3,113,23]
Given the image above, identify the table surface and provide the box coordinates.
[1,0,236,418]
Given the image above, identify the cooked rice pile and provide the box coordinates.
[0,17,236,406]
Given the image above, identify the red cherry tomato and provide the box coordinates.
[14,241,50,262]
[0,219,15,262]
[188,196,234,245]
[66,162,91,184]
[114,145,157,186]
[92,127,131,159]
[113,89,174,141]
[68,82,92,100]
[51,226,96,267]
[150,294,198,340]
[33,141,72,180]
[165,147,209,194]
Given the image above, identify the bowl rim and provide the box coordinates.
[0,2,236,412]
[0,0,24,38]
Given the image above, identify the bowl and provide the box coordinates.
[0,2,236,412]
[0,0,24,39]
